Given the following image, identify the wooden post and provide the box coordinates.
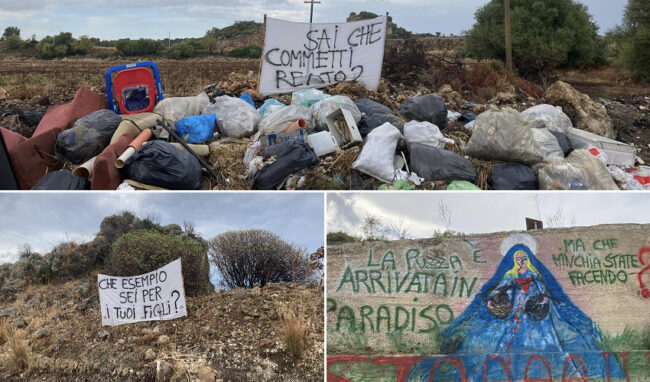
[505,0,513,72]
[257,14,267,93]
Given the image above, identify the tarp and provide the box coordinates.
[32,88,107,137]
[98,258,187,326]
[259,16,387,95]
[8,127,63,189]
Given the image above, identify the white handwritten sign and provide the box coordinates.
[259,16,387,95]
[98,259,187,326]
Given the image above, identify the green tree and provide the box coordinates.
[2,26,20,40]
[5,35,22,50]
[464,0,604,74]
[614,0,650,80]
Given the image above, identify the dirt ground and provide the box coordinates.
[0,276,324,381]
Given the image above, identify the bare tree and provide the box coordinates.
[383,216,412,240]
[438,200,453,232]
[18,243,33,259]
[362,214,385,241]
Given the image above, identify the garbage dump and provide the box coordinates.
[1,63,644,191]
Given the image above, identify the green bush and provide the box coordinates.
[4,35,22,51]
[166,41,197,59]
[327,232,358,243]
[115,38,163,56]
[229,45,262,59]
[464,0,604,74]
[206,21,262,39]
[610,0,650,81]
[36,32,93,58]
[107,230,212,296]
[2,26,20,40]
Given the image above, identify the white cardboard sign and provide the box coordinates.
[259,16,387,95]
[98,258,187,326]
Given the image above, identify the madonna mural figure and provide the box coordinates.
[408,234,624,381]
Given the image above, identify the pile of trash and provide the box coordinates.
[1,70,647,190]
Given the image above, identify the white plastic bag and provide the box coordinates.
[256,105,314,136]
[608,166,645,190]
[465,106,543,164]
[202,96,261,138]
[522,104,573,134]
[538,159,588,190]
[566,149,619,190]
[351,123,402,183]
[531,127,564,161]
[311,96,362,131]
[153,93,210,123]
[403,121,454,149]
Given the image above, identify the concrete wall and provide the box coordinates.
[327,224,650,381]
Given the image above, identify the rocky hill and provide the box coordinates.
[0,212,324,381]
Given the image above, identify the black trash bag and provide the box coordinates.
[549,130,574,157]
[409,143,476,183]
[32,170,90,190]
[254,140,318,190]
[398,94,447,129]
[123,141,202,190]
[458,111,476,124]
[355,98,401,137]
[490,163,539,190]
[54,109,122,164]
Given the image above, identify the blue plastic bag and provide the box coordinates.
[258,98,286,117]
[176,114,216,144]
[239,92,255,108]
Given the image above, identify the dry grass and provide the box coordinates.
[282,313,309,358]
[1,321,30,373]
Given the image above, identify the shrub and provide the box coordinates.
[228,45,262,59]
[115,38,163,56]
[167,40,197,59]
[611,0,650,81]
[36,32,93,58]
[99,211,138,243]
[107,230,212,296]
[208,229,312,289]
[464,0,604,75]
[2,27,20,40]
[326,232,358,243]
[5,35,22,51]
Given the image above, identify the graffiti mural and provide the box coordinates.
[327,225,650,381]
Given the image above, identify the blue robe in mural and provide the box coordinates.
[407,244,624,381]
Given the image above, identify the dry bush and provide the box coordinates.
[282,312,308,358]
[1,322,30,373]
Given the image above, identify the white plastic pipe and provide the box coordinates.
[72,156,96,179]
[115,147,136,169]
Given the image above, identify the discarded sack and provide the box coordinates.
[398,94,447,129]
[311,96,362,131]
[566,149,619,190]
[254,140,317,190]
[256,105,313,136]
[404,121,454,149]
[54,109,122,164]
[92,133,133,190]
[8,127,63,189]
[538,159,588,190]
[123,141,202,190]
[355,98,401,137]
[32,169,90,190]
[175,114,216,144]
[203,96,260,138]
[521,104,573,134]
[409,143,476,183]
[258,98,286,117]
[447,180,481,190]
[153,92,210,123]
[490,163,538,190]
[465,106,542,164]
[32,87,107,137]
[291,88,330,107]
[531,127,564,161]
[351,122,402,183]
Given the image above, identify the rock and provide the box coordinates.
[98,329,110,340]
[0,306,17,318]
[200,326,215,336]
[0,87,7,100]
[152,325,161,335]
[144,348,156,361]
[198,367,216,382]
[76,294,97,312]
[156,360,173,382]
[76,280,91,296]
[545,81,615,139]
[14,316,27,329]
[157,335,170,344]
[241,306,260,317]
[490,89,517,105]
[37,95,50,106]
[161,224,183,236]
[265,309,278,320]
[437,84,462,106]
[36,326,53,339]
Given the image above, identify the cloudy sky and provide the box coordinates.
[0,0,626,41]
[328,192,650,240]
[0,192,324,266]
